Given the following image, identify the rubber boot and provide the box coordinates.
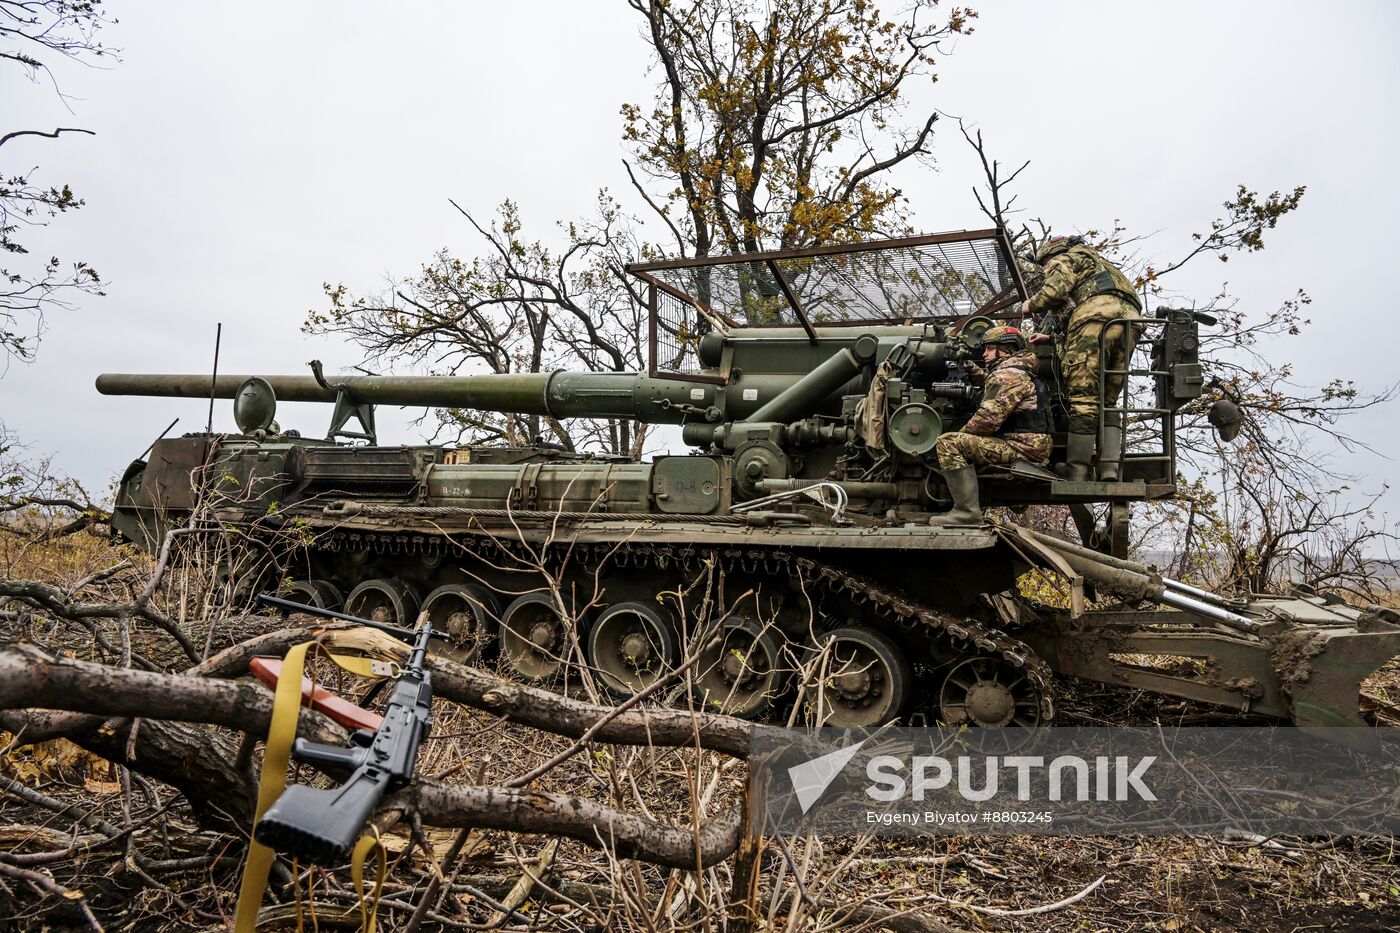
[1063,432,1096,482]
[1098,422,1124,481]
[928,465,982,526]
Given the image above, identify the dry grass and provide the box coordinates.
[3,530,1400,931]
[6,700,1398,931]
[826,833,1400,932]
[0,518,136,587]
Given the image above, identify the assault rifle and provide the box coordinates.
[250,594,448,866]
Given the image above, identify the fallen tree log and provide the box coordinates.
[0,629,758,760]
[0,637,748,870]
[201,622,757,758]
[405,783,742,870]
[0,708,257,825]
[0,642,306,735]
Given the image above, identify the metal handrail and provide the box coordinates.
[1096,316,1173,482]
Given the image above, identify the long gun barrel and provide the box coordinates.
[96,331,945,429]
[96,371,723,425]
[96,369,876,427]
[251,595,438,866]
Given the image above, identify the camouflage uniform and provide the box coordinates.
[934,351,1053,470]
[1027,243,1143,435]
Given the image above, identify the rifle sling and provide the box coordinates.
[235,639,388,931]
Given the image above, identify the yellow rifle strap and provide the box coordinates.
[351,829,387,933]
[233,640,389,931]
[306,864,318,930]
[235,640,313,932]
[291,858,303,933]
[323,653,386,680]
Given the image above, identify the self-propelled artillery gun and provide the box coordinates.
[96,230,1400,732]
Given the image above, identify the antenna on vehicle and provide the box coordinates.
[205,322,222,435]
[139,418,180,460]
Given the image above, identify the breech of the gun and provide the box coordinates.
[254,770,387,867]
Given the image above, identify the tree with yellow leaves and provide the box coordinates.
[622,0,973,256]
[311,0,972,452]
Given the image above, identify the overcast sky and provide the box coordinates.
[2,0,1396,514]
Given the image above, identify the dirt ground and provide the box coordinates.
[896,675,1400,932]
[3,524,1398,930]
[3,671,1398,932]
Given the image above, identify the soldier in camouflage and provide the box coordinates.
[1022,236,1143,481]
[929,326,1052,526]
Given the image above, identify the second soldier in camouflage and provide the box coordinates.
[1024,236,1143,481]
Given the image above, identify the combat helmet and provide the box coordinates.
[980,325,1027,351]
[1032,234,1085,265]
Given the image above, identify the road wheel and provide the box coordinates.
[587,602,678,697]
[938,654,1045,750]
[693,618,786,719]
[345,579,421,629]
[499,593,571,683]
[808,626,911,728]
[422,583,499,663]
[279,579,344,612]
